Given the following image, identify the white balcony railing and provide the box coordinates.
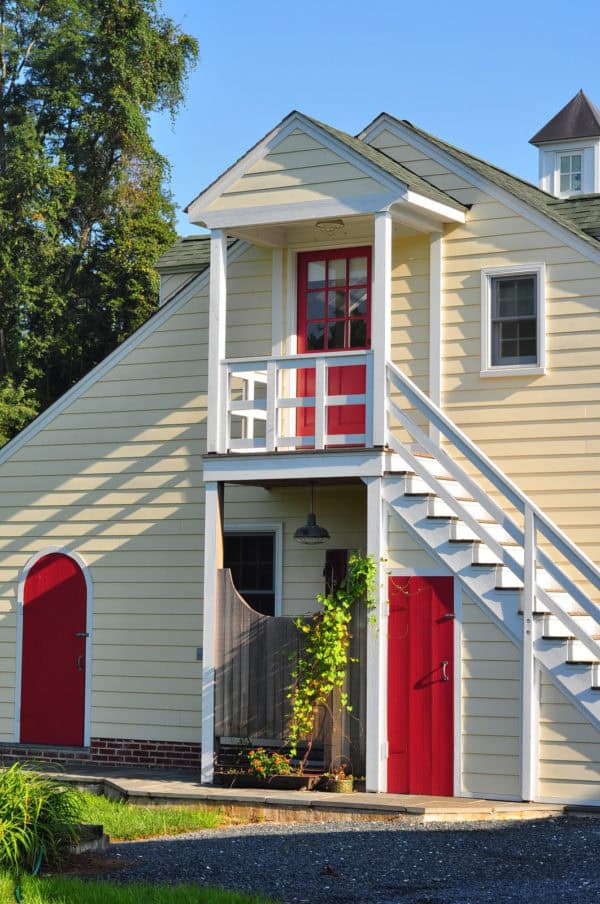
[218,350,374,453]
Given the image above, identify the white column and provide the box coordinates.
[521,503,539,800]
[372,210,392,448]
[201,481,224,784]
[429,231,443,445]
[364,476,388,792]
[271,248,284,357]
[207,230,227,453]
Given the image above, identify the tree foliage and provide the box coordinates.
[0,0,198,439]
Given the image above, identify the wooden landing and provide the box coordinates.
[49,766,572,823]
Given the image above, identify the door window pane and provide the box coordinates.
[349,319,367,348]
[349,256,368,284]
[307,291,325,320]
[328,321,345,349]
[349,288,367,315]
[307,260,326,289]
[306,322,325,350]
[328,258,346,287]
[328,290,346,318]
[224,532,276,617]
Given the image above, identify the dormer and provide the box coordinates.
[530,90,600,197]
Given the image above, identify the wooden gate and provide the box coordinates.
[214,569,366,775]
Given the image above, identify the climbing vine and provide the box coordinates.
[286,553,377,763]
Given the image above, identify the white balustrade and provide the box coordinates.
[219,350,373,454]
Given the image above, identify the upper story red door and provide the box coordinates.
[20,553,87,746]
[297,247,371,444]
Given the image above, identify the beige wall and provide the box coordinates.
[539,675,600,803]
[208,128,386,211]
[460,594,521,799]
[0,278,211,743]
[224,483,366,618]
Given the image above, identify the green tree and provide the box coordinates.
[0,0,198,439]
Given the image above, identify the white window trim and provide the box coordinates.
[223,521,283,616]
[480,263,546,378]
[557,151,583,197]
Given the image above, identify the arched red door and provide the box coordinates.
[20,553,87,746]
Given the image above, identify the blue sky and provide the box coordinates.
[152,0,600,234]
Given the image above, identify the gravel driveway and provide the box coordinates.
[93,815,600,903]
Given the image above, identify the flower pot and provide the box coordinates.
[325,777,353,793]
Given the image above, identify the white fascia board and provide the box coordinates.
[203,449,390,483]
[0,242,250,470]
[201,192,403,230]
[188,111,411,227]
[361,115,600,267]
[404,190,466,223]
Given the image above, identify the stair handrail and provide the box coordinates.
[386,361,600,627]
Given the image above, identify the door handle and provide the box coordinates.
[76,655,84,672]
[441,659,449,681]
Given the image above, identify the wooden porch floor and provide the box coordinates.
[48,766,577,823]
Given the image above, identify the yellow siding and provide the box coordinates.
[461,595,521,798]
[226,244,272,359]
[374,126,600,588]
[0,280,210,742]
[208,129,388,211]
[538,676,600,802]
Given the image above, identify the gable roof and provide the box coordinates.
[365,113,600,253]
[155,234,212,273]
[530,91,600,145]
[301,114,466,213]
[549,195,600,240]
[185,111,467,223]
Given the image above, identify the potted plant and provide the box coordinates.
[323,758,354,793]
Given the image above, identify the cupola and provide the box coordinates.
[530,90,600,197]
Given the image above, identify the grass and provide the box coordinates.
[1,874,277,903]
[78,792,228,841]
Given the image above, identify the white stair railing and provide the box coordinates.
[386,360,600,661]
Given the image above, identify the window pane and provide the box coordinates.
[328,321,345,349]
[328,290,346,318]
[307,291,325,320]
[560,156,570,174]
[328,258,346,287]
[501,339,518,358]
[572,154,582,171]
[560,173,570,193]
[306,321,325,349]
[307,261,326,289]
[349,256,368,285]
[349,288,368,315]
[349,319,367,347]
[502,321,518,340]
[573,172,582,191]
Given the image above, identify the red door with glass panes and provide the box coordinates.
[297,248,370,444]
[387,576,454,796]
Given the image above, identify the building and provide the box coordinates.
[1,91,600,804]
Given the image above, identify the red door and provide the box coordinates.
[20,554,87,746]
[387,576,454,795]
[297,247,370,444]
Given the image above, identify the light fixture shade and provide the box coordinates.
[294,512,330,545]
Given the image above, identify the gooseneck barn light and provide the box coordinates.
[294,483,330,545]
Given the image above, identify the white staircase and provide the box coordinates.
[384,361,600,731]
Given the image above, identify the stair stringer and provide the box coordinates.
[383,477,600,733]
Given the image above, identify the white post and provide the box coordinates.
[521,503,539,801]
[201,481,224,784]
[372,210,392,448]
[364,476,388,791]
[429,231,443,445]
[266,361,277,451]
[315,358,326,449]
[207,230,227,453]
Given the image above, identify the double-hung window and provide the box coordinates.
[559,153,583,194]
[481,264,546,376]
